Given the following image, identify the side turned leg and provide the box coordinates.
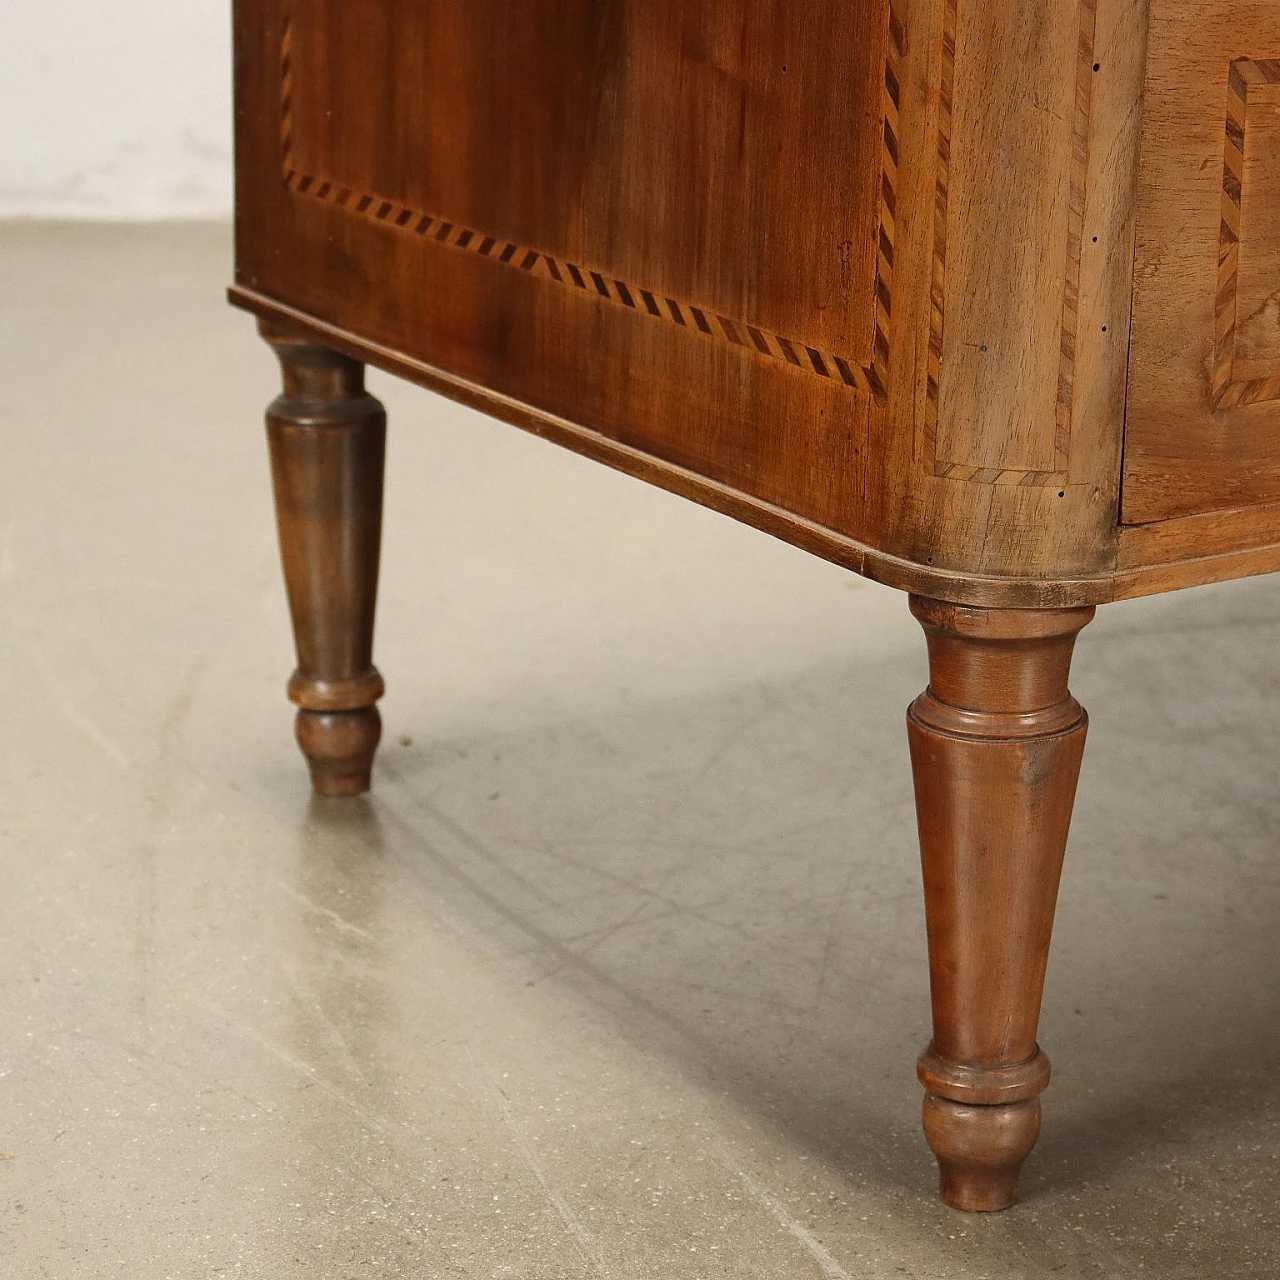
[261,320,387,796]
[906,596,1094,1211]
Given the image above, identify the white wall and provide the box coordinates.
[2,2,233,218]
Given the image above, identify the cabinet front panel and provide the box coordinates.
[1122,4,1280,524]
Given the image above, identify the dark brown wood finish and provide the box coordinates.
[908,597,1093,1210]
[263,321,386,796]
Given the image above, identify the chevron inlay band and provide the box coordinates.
[278,9,902,405]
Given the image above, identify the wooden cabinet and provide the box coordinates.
[230,0,1280,1212]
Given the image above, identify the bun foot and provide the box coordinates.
[296,708,382,797]
[923,1094,1041,1212]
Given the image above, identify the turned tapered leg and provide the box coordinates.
[907,596,1094,1211]
[261,320,386,797]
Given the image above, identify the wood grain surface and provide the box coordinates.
[928,0,1096,488]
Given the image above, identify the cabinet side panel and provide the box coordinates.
[235,0,908,546]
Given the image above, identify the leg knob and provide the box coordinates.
[295,707,382,797]
[923,1094,1042,1212]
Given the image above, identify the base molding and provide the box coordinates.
[231,286,1280,608]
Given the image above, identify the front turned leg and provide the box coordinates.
[907,596,1094,1211]
[261,321,386,796]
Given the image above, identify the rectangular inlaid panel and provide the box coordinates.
[1122,1,1280,523]
[931,0,1096,486]
[1233,80,1280,386]
[280,0,896,395]
[235,0,917,544]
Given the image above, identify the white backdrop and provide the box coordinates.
[2,2,233,218]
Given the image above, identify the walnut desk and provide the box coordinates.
[229,0,1280,1211]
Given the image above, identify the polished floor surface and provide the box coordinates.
[2,221,1279,1277]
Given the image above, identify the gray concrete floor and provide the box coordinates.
[1,221,1278,1278]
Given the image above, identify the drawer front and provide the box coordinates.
[1122,3,1280,523]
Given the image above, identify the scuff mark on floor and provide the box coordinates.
[711,1147,856,1280]
[470,1050,607,1276]
[25,642,132,769]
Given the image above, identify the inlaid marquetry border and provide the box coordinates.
[277,7,908,405]
[925,0,1097,488]
[1213,57,1280,410]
